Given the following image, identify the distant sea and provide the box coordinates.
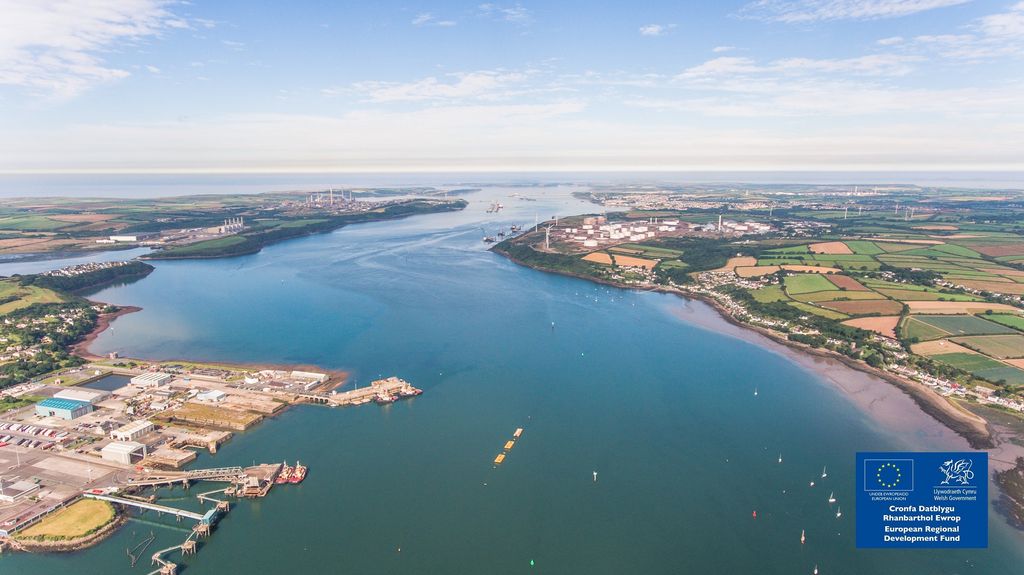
[0,171,1022,198]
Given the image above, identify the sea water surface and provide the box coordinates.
[3,186,1023,574]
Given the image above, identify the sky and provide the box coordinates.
[0,0,1022,173]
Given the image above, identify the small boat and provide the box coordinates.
[828,491,836,504]
[290,461,307,484]
[801,529,806,545]
[778,454,783,464]
[814,565,819,575]
[809,480,815,487]
[752,510,757,519]
[513,428,523,438]
[836,506,842,519]
[821,465,828,479]
[754,387,758,396]
[375,392,395,404]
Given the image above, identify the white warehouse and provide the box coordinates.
[131,372,172,387]
[111,420,154,442]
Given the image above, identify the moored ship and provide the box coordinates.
[275,461,293,484]
[290,461,307,484]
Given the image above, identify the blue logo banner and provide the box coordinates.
[856,451,987,548]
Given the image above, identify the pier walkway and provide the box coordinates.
[83,493,206,523]
[126,466,245,487]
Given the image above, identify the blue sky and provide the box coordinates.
[0,0,1022,172]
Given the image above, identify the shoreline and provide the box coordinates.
[70,305,142,358]
[492,246,994,449]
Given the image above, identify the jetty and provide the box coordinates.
[297,377,422,407]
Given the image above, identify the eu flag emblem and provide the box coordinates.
[864,459,914,491]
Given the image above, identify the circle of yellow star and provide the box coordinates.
[876,462,902,488]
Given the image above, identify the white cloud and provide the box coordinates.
[877,36,904,45]
[350,70,535,103]
[712,45,737,53]
[679,53,921,80]
[145,65,161,74]
[639,24,674,36]
[738,0,971,23]
[412,13,457,27]
[910,3,1024,59]
[478,3,532,24]
[977,1,1024,37]
[0,0,186,98]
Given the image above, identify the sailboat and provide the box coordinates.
[801,529,806,544]
[754,387,758,396]
[778,453,783,464]
[821,465,828,479]
[828,491,836,504]
[814,565,819,575]
[836,506,842,519]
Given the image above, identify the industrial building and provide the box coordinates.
[108,232,157,242]
[101,441,147,465]
[196,389,226,402]
[131,372,172,387]
[35,398,93,420]
[111,420,155,442]
[0,479,39,503]
[53,387,111,405]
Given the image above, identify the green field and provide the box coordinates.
[783,274,836,294]
[0,215,74,231]
[930,352,1007,372]
[950,335,1024,359]
[901,317,949,341]
[985,314,1024,331]
[875,289,981,302]
[0,280,65,314]
[655,260,688,270]
[844,240,885,255]
[751,285,788,303]
[791,290,885,302]
[767,244,810,254]
[787,301,849,320]
[17,499,115,540]
[909,315,1017,337]
[973,366,1024,386]
[618,243,684,258]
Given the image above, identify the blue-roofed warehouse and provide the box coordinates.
[35,398,93,420]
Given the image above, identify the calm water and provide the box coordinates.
[3,186,1022,574]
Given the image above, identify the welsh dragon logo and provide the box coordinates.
[939,458,974,485]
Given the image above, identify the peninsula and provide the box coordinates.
[0,189,468,260]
